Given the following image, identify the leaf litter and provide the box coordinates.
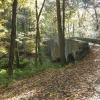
[0,44,100,100]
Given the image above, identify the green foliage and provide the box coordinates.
[19,58,29,67]
[0,0,99,87]
[0,58,62,86]
[0,58,8,69]
[0,47,7,55]
[0,69,9,86]
[25,40,35,53]
[13,59,62,80]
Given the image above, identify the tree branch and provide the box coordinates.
[38,0,46,19]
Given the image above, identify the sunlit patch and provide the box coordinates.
[0,47,7,54]
[0,32,6,38]
[5,89,38,100]
[0,69,6,74]
[88,93,100,100]
[94,59,100,62]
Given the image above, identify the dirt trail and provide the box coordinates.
[0,45,100,100]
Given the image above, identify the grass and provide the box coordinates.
[0,59,63,86]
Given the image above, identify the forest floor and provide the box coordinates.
[0,45,100,100]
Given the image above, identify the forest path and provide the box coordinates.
[0,45,100,100]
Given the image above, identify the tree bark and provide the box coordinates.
[15,42,20,67]
[8,0,17,78]
[56,0,66,65]
[62,0,65,35]
[35,0,45,65]
[94,6,99,31]
[35,0,38,65]
[72,23,75,37]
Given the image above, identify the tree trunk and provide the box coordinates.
[35,0,38,65]
[68,20,70,37]
[8,0,17,78]
[62,0,65,35]
[35,0,42,65]
[72,23,75,37]
[56,0,66,65]
[94,6,99,31]
[15,42,20,67]
[16,12,20,68]
[35,0,45,65]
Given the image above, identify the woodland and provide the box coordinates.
[0,0,100,99]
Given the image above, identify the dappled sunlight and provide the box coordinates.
[0,47,7,54]
[5,89,38,100]
[88,93,100,100]
[0,45,99,99]
[0,32,5,37]
[0,0,100,99]
[94,59,100,62]
[0,32,7,38]
[0,69,6,75]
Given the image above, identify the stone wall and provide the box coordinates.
[43,38,90,63]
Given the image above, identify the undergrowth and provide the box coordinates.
[0,58,62,86]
